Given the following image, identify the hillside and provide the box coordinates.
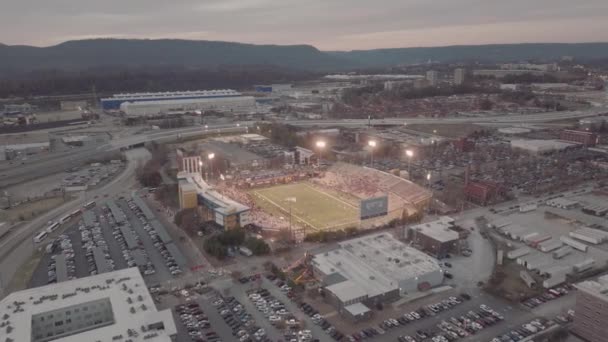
[1,39,608,76]
[0,39,353,74]
[329,42,608,66]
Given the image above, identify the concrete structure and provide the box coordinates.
[500,63,557,72]
[177,172,250,229]
[454,68,466,85]
[405,217,460,258]
[60,100,88,111]
[498,127,532,135]
[473,69,545,78]
[199,140,266,170]
[510,139,576,154]
[546,197,579,209]
[176,150,202,174]
[573,275,608,342]
[426,70,438,86]
[0,267,177,342]
[2,142,50,160]
[560,130,598,147]
[178,182,198,209]
[312,233,443,314]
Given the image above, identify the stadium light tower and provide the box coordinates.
[405,149,414,176]
[315,140,326,166]
[426,172,431,188]
[368,140,377,167]
[208,153,215,179]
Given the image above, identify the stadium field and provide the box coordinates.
[251,183,360,231]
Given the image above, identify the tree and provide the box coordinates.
[203,236,228,259]
[174,208,201,235]
[217,228,246,246]
[245,237,271,255]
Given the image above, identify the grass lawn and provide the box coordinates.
[251,183,360,231]
[0,196,68,223]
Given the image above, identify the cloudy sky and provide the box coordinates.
[3,0,608,50]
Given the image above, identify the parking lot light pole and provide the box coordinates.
[368,140,377,167]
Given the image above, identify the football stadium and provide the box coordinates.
[247,162,432,232]
[251,183,360,231]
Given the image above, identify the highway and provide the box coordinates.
[2,107,606,188]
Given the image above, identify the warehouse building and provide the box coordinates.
[101,89,245,110]
[0,267,177,342]
[312,233,443,319]
[120,95,256,116]
[405,217,460,258]
[510,139,576,154]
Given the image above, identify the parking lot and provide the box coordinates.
[30,196,188,288]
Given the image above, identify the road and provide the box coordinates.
[3,107,605,188]
[0,148,150,297]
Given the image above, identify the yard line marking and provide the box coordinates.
[254,190,320,230]
[303,183,359,210]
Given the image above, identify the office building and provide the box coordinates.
[560,130,598,147]
[426,70,438,86]
[454,68,466,85]
[0,267,177,342]
[405,217,461,258]
[572,275,608,342]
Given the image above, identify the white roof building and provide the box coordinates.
[0,268,176,342]
[510,139,576,154]
[312,233,443,298]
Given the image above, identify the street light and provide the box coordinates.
[426,172,432,188]
[405,149,414,176]
[368,140,377,167]
[316,140,326,166]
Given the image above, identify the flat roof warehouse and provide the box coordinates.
[312,233,443,298]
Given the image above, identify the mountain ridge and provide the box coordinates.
[2,39,608,75]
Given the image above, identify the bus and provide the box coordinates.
[34,231,48,244]
[84,201,96,209]
[59,214,71,224]
[46,222,60,233]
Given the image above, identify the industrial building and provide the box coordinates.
[573,275,608,342]
[405,217,461,258]
[312,233,443,319]
[559,129,598,146]
[0,267,177,342]
[178,172,250,229]
[100,89,256,116]
[101,89,245,110]
[464,181,505,205]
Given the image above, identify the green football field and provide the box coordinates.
[251,183,360,231]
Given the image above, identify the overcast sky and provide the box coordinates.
[3,0,608,50]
